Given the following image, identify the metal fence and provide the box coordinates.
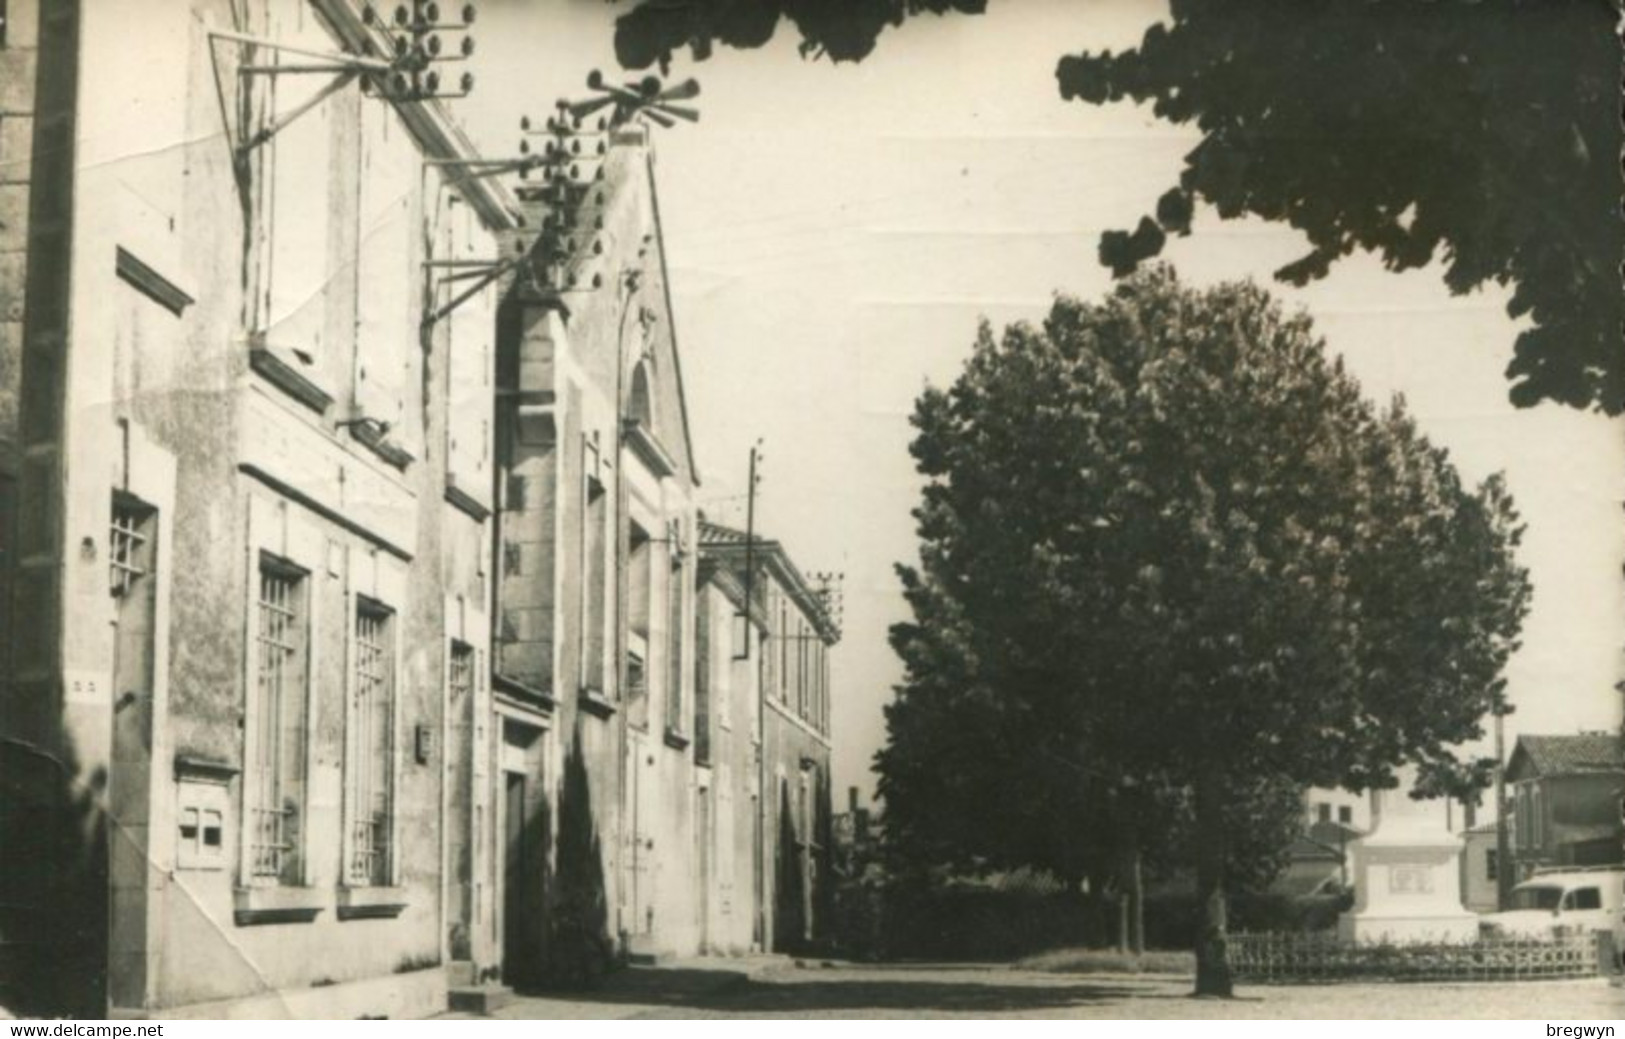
[1230,930,1602,983]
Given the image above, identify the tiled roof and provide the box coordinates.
[1509,733,1623,779]
[1287,835,1344,863]
[697,519,839,643]
[1307,819,1364,845]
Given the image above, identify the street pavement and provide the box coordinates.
[440,960,1625,1020]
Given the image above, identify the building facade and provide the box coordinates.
[0,0,840,1017]
[0,0,513,1018]
[1459,818,1501,913]
[1303,788,1370,833]
[486,117,708,980]
[1506,732,1624,876]
[698,521,837,953]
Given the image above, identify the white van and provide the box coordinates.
[1480,867,1624,949]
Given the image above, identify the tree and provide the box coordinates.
[879,267,1530,994]
[610,0,1623,414]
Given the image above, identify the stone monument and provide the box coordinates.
[1338,767,1480,943]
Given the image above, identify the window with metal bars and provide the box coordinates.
[109,500,153,597]
[249,555,307,886]
[347,598,395,887]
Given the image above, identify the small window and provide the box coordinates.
[627,652,646,702]
[628,363,654,429]
[176,779,230,871]
[110,498,155,597]
[1485,848,1498,881]
[1337,805,1352,825]
[203,810,224,848]
[1316,803,1331,824]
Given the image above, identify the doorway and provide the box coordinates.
[502,771,528,976]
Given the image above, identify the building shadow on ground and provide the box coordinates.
[540,966,1146,1014]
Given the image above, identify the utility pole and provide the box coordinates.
[743,439,765,950]
[1494,709,1513,910]
[742,440,761,660]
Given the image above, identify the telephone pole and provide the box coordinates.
[1494,709,1513,909]
[742,440,761,660]
[743,438,765,952]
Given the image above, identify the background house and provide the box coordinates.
[1506,732,1624,876]
[1459,817,1503,912]
[699,520,839,954]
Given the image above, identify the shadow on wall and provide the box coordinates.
[815,769,835,948]
[536,729,614,991]
[774,784,804,954]
[0,731,109,1018]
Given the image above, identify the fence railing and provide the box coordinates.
[1230,930,1602,983]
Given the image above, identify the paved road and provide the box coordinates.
[464,962,1625,1020]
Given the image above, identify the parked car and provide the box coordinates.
[1480,867,1624,948]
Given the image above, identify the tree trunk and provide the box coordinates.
[1128,845,1144,955]
[1115,890,1129,954]
[1193,769,1233,997]
[1115,813,1144,955]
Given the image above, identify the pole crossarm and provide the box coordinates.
[210,28,387,154]
[212,29,394,73]
[237,67,361,153]
[424,256,521,325]
[425,258,510,269]
[426,156,557,182]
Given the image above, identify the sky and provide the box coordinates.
[466,0,1625,801]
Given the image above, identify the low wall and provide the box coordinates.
[832,884,1352,962]
[1230,932,1604,984]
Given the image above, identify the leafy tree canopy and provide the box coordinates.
[611,0,1624,413]
[612,0,985,67]
[879,266,1530,991]
[894,266,1528,794]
